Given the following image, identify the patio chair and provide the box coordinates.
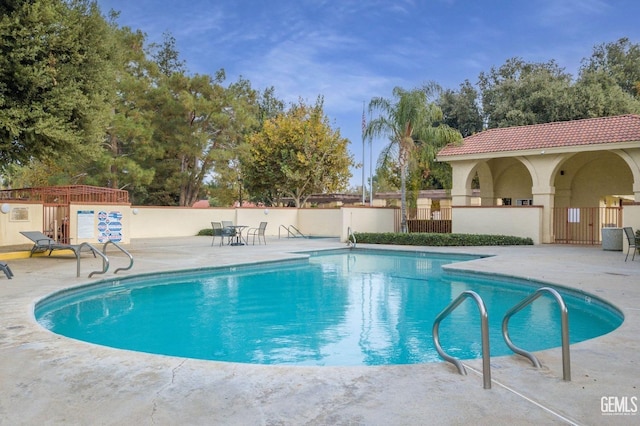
[220,221,237,245]
[0,261,13,279]
[623,227,639,261]
[247,221,268,245]
[20,231,97,259]
[211,222,223,246]
[212,222,236,246]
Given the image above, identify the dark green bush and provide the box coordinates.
[197,228,213,236]
[354,232,534,246]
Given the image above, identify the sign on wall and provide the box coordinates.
[97,210,123,243]
[77,210,95,238]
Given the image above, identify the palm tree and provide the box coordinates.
[365,85,462,232]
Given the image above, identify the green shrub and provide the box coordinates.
[354,232,534,246]
[197,228,213,236]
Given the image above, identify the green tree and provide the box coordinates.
[580,38,640,97]
[366,86,461,232]
[0,0,116,168]
[438,80,484,137]
[150,32,186,77]
[205,77,260,207]
[257,86,285,127]
[571,70,640,118]
[244,97,354,207]
[478,58,574,128]
[90,20,158,193]
[571,38,640,118]
[145,72,257,207]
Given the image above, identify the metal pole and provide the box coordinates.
[369,116,373,206]
[361,101,366,205]
[362,134,365,204]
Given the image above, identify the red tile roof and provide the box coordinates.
[438,114,640,157]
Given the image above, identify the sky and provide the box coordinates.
[96,0,640,190]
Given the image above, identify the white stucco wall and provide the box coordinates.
[452,206,543,244]
[492,159,533,202]
[297,209,342,237]
[622,204,640,252]
[570,152,634,206]
[0,203,44,245]
[341,207,395,240]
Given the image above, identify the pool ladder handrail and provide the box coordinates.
[76,243,109,278]
[102,240,134,274]
[278,224,307,239]
[76,241,134,278]
[432,290,492,389]
[347,227,357,247]
[502,286,571,381]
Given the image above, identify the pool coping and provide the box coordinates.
[1,237,639,424]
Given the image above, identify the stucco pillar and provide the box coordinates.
[481,190,495,206]
[451,190,473,206]
[554,188,572,208]
[634,181,640,202]
[532,186,555,244]
[449,161,478,206]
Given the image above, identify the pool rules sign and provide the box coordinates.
[97,210,123,243]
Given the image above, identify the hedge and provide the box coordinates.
[354,232,534,246]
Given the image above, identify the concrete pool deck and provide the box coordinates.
[0,237,638,425]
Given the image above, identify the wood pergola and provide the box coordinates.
[0,185,129,204]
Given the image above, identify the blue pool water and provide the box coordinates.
[35,249,623,366]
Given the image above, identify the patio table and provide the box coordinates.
[229,225,248,246]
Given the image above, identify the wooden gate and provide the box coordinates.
[552,207,622,245]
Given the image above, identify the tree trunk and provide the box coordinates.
[400,163,408,233]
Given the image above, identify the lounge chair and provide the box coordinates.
[247,221,267,245]
[623,227,639,261]
[20,231,97,259]
[0,261,13,279]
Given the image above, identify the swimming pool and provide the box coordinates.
[35,249,623,366]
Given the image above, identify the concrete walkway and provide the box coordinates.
[0,237,638,425]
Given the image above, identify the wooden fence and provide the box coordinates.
[394,208,452,233]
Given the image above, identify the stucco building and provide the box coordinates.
[437,114,640,244]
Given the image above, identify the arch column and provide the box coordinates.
[612,149,640,201]
[450,160,479,206]
[532,185,556,243]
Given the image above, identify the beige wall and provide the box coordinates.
[622,204,640,252]
[297,208,342,237]
[492,159,533,202]
[452,206,543,244]
[130,207,236,238]
[236,207,298,238]
[569,152,634,206]
[0,203,401,247]
[340,207,395,240]
[69,204,132,245]
[0,202,44,245]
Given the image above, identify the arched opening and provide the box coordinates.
[552,151,633,244]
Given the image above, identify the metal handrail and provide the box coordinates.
[432,290,492,389]
[75,242,109,278]
[103,241,134,274]
[347,227,357,247]
[278,225,307,239]
[278,225,291,238]
[502,287,571,381]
